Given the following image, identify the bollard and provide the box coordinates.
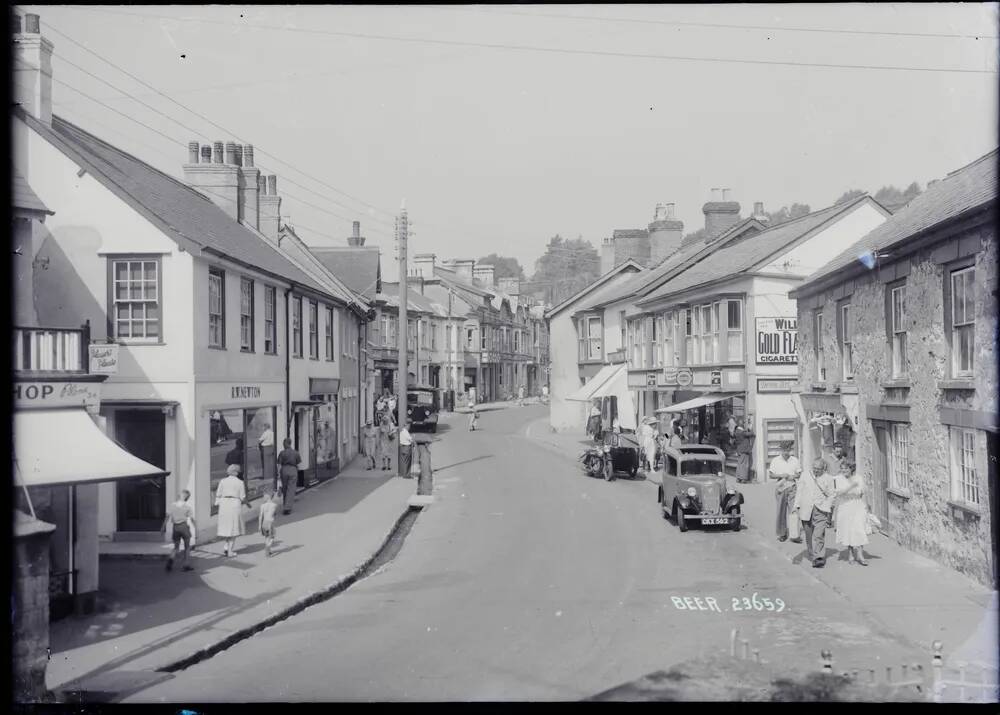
[957,661,967,701]
[932,641,944,702]
[730,628,739,658]
[821,649,833,674]
[869,669,876,684]
[753,649,760,664]
[886,666,892,683]
[902,664,908,681]
[742,640,750,659]
[851,669,859,682]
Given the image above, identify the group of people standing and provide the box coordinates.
[768,440,871,568]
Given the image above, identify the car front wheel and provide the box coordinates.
[730,507,741,531]
[674,502,688,532]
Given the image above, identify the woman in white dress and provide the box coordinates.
[215,464,247,557]
[640,419,658,473]
[833,462,869,565]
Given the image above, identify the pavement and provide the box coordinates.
[527,420,999,674]
[113,405,990,702]
[46,447,419,701]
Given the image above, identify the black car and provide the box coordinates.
[406,386,440,432]
[600,431,641,480]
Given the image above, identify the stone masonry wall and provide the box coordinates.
[796,221,997,586]
[13,523,56,702]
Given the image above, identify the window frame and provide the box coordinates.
[838,301,853,381]
[107,255,163,343]
[814,310,826,382]
[888,422,909,492]
[208,268,226,349]
[292,295,303,358]
[949,426,980,506]
[239,277,255,353]
[725,298,743,362]
[888,283,907,378]
[586,315,602,361]
[263,285,277,354]
[325,306,335,361]
[949,266,976,378]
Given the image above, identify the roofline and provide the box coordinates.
[789,201,997,300]
[544,259,645,320]
[277,223,365,309]
[636,196,888,309]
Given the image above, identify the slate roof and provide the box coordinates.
[13,170,53,214]
[279,225,365,307]
[798,149,998,290]
[637,196,876,306]
[544,258,645,319]
[378,282,437,314]
[16,109,334,296]
[309,246,381,300]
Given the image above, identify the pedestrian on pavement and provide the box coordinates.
[734,419,756,483]
[468,404,479,431]
[669,424,684,449]
[215,464,247,557]
[378,413,395,470]
[768,441,802,543]
[276,438,301,515]
[162,489,197,572]
[398,419,414,478]
[362,421,378,470]
[258,421,276,488]
[541,384,549,404]
[833,462,869,566]
[826,441,849,478]
[258,490,279,557]
[794,458,837,568]
[640,417,658,472]
[518,385,525,406]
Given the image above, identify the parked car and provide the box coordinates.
[600,430,640,480]
[406,385,440,432]
[657,444,744,532]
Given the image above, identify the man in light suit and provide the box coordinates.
[795,458,837,568]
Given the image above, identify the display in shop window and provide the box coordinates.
[209,407,276,514]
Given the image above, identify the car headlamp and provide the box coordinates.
[603,446,611,453]
[726,487,737,495]
[686,487,698,498]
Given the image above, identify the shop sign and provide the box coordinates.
[711,370,722,386]
[231,385,262,399]
[14,381,100,409]
[661,367,693,386]
[646,373,657,387]
[88,343,119,374]
[755,317,798,365]
[757,378,796,393]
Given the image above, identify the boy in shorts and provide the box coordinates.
[162,489,197,572]
[258,490,279,557]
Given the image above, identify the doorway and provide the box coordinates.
[115,409,167,532]
[870,422,890,530]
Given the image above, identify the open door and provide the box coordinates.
[870,423,890,532]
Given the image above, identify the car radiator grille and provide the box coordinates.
[700,484,719,512]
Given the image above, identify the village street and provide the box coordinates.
[120,404,993,703]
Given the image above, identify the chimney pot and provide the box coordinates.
[233,144,243,167]
[753,201,764,215]
[258,175,267,194]
[267,175,277,195]
[200,145,212,163]
[243,144,254,167]
[212,141,224,164]
[352,221,360,238]
[187,141,199,164]
[25,13,40,33]
[225,141,237,165]
[666,203,675,219]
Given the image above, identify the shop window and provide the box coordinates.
[950,267,975,377]
[764,419,797,463]
[262,286,276,354]
[209,407,275,513]
[109,257,162,342]
[889,284,907,378]
[888,423,909,491]
[950,427,980,506]
[726,299,743,362]
[839,302,853,381]
[308,400,337,484]
[208,269,225,348]
[292,297,303,357]
[240,278,254,352]
[814,310,825,381]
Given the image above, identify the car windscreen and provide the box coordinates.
[680,459,722,476]
[408,392,435,406]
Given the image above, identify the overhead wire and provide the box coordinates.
[44,6,999,75]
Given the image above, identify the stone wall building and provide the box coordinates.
[791,150,998,587]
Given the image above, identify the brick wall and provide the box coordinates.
[795,221,997,586]
[12,518,56,702]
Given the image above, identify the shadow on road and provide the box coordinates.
[435,455,494,473]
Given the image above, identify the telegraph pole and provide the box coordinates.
[396,201,409,432]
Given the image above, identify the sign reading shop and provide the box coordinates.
[755,317,798,365]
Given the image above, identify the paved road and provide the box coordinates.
[128,405,923,702]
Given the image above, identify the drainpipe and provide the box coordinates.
[284,287,292,442]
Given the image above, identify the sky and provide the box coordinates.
[17,4,999,283]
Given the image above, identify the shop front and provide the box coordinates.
[198,381,284,524]
[798,390,858,473]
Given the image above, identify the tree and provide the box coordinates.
[766,203,811,227]
[874,182,922,211]
[682,227,708,245]
[834,189,866,205]
[530,234,601,305]
[476,254,525,281]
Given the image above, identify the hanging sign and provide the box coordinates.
[88,343,119,374]
[755,317,798,365]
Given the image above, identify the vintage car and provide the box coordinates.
[599,430,641,480]
[657,444,744,531]
[406,385,440,432]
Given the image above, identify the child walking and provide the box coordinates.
[258,490,279,557]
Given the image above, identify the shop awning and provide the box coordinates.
[14,409,169,487]
[655,392,742,414]
[566,364,623,402]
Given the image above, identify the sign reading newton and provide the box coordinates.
[756,317,798,365]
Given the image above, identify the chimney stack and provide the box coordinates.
[751,201,769,225]
[224,142,237,165]
[184,140,240,220]
[702,187,741,243]
[600,236,616,274]
[259,174,281,241]
[648,202,684,266]
[13,12,54,124]
[413,253,436,278]
[498,276,520,297]
[473,263,495,287]
[453,259,475,281]
[348,221,367,247]
[236,143,260,228]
